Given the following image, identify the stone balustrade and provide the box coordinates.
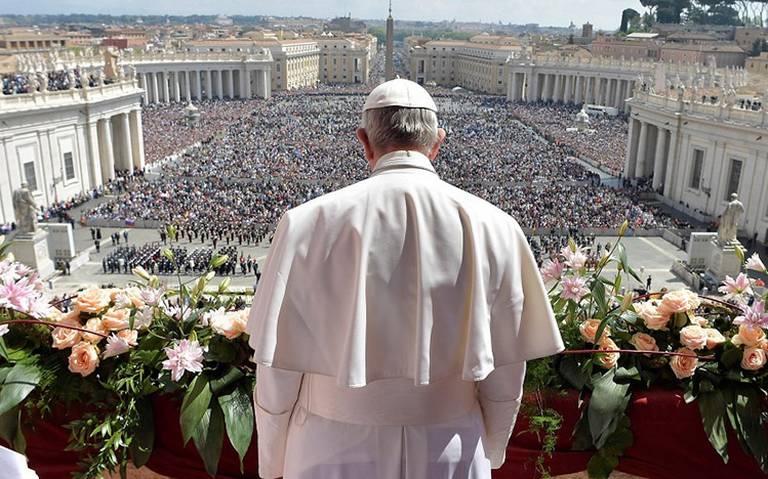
[0,78,141,112]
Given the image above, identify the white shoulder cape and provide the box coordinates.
[247,154,564,387]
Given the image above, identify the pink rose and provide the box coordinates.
[658,290,700,316]
[704,329,726,349]
[741,347,767,371]
[629,332,659,354]
[732,324,766,348]
[596,338,620,369]
[679,325,708,351]
[82,318,107,344]
[117,329,139,346]
[670,348,698,379]
[634,301,671,330]
[51,317,82,350]
[210,309,248,340]
[101,308,131,331]
[68,342,100,377]
[579,319,610,344]
[74,289,111,314]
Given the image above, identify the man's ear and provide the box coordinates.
[356,128,374,164]
[427,128,447,161]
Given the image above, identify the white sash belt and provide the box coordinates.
[299,373,478,426]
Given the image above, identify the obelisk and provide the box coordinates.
[385,0,395,80]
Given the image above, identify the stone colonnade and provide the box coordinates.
[623,117,676,195]
[136,65,271,104]
[508,69,636,111]
[90,109,145,183]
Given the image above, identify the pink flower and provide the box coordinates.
[561,276,589,302]
[634,301,671,330]
[596,338,620,369]
[0,276,37,311]
[734,301,768,330]
[0,260,18,283]
[561,245,588,271]
[718,274,753,303]
[579,318,610,344]
[68,342,100,377]
[139,287,164,306]
[162,339,205,382]
[741,347,767,371]
[629,332,659,354]
[704,329,726,349]
[540,259,565,283]
[746,253,766,273]
[679,325,708,350]
[670,348,698,379]
[102,334,131,359]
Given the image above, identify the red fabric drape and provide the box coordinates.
[18,389,768,478]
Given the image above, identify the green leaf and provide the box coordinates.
[218,386,254,471]
[192,402,225,477]
[721,347,743,369]
[0,362,41,417]
[558,356,587,390]
[180,375,212,445]
[588,369,631,449]
[209,367,244,394]
[587,449,619,479]
[593,280,608,316]
[0,407,25,453]
[130,397,155,468]
[730,385,768,472]
[698,390,729,464]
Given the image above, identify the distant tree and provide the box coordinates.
[640,0,691,23]
[620,8,641,32]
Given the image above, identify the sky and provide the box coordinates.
[3,0,646,30]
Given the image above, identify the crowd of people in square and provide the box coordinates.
[509,101,629,175]
[1,68,108,95]
[84,88,687,251]
[101,243,245,276]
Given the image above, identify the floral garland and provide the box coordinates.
[526,223,768,478]
[0,231,255,478]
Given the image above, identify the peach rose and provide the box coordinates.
[732,324,767,348]
[704,329,726,349]
[596,338,620,369]
[45,307,64,323]
[68,341,100,377]
[629,332,659,354]
[82,318,107,344]
[693,316,710,327]
[670,348,698,379]
[112,287,146,309]
[634,301,671,330]
[658,289,701,316]
[741,347,767,371]
[210,310,248,340]
[117,329,138,347]
[579,319,610,344]
[51,317,82,350]
[679,325,708,351]
[74,289,111,314]
[101,308,131,331]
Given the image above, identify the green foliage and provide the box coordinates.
[0,361,41,417]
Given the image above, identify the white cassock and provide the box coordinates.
[247,150,564,479]
[0,446,39,479]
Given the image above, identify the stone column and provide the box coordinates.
[129,109,145,171]
[553,74,562,102]
[119,113,134,174]
[215,70,224,99]
[575,76,583,104]
[227,70,235,98]
[150,72,159,104]
[264,69,272,98]
[172,72,181,102]
[564,75,573,103]
[634,121,649,178]
[85,121,102,188]
[543,74,552,101]
[184,70,192,101]
[624,119,638,178]
[511,72,520,101]
[97,118,115,183]
[194,71,202,100]
[243,69,252,99]
[205,70,213,99]
[161,72,170,103]
[139,73,148,104]
[663,130,679,197]
[652,128,668,191]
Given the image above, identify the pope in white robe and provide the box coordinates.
[247,79,564,479]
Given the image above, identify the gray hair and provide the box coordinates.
[361,107,439,153]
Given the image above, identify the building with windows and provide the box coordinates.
[317,35,376,84]
[184,38,320,91]
[409,35,522,95]
[0,78,144,227]
[0,31,69,53]
[624,91,768,243]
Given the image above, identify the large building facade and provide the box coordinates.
[0,78,144,227]
[624,91,768,243]
[317,35,376,84]
[409,36,522,95]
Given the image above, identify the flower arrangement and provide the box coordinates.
[526,222,768,478]
[0,230,255,478]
